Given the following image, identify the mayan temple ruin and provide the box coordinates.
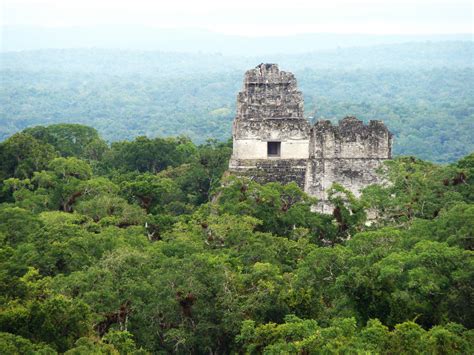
[229,63,393,212]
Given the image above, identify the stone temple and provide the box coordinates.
[229,63,393,213]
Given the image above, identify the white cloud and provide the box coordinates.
[2,0,472,35]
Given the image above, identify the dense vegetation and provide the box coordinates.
[1,41,473,163]
[0,124,473,353]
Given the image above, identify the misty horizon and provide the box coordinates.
[2,25,472,54]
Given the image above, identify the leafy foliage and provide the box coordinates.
[0,124,473,353]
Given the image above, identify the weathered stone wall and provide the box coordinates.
[306,117,392,212]
[229,64,393,214]
[231,159,307,189]
[310,118,392,159]
[236,63,304,121]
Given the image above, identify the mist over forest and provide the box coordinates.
[1,40,473,163]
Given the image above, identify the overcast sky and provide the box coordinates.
[2,0,473,36]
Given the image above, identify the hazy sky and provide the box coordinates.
[2,0,473,36]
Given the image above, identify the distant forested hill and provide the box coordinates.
[1,41,473,163]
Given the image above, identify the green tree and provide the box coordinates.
[102,136,191,173]
[24,124,104,158]
[0,133,57,181]
[0,295,92,352]
[0,206,43,246]
[122,173,180,213]
[362,157,465,224]
[0,332,57,355]
[340,239,473,328]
